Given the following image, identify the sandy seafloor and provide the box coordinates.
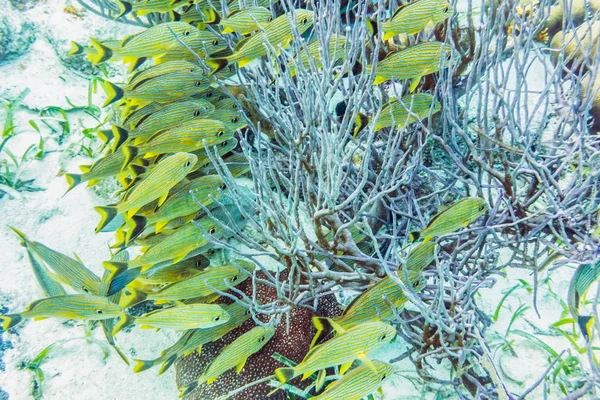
[0,1,596,399]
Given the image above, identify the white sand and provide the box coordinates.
[0,0,594,399]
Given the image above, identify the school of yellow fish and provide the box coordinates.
[0,0,495,398]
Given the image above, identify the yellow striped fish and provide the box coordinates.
[64,147,130,193]
[274,322,395,389]
[112,99,215,151]
[568,260,600,340]
[179,325,276,395]
[101,72,211,108]
[288,34,348,77]
[198,152,250,178]
[206,9,314,74]
[220,7,273,34]
[189,138,238,174]
[371,41,454,91]
[104,205,249,295]
[126,60,205,87]
[89,22,224,67]
[10,227,101,294]
[409,197,488,243]
[132,302,251,374]
[129,175,228,237]
[135,255,209,285]
[355,93,441,135]
[94,152,197,231]
[114,0,193,18]
[312,241,435,346]
[113,303,229,335]
[145,261,255,301]
[121,119,231,167]
[311,361,393,400]
[0,294,125,330]
[24,246,66,297]
[105,218,222,280]
[67,39,121,57]
[370,0,452,40]
[121,101,164,128]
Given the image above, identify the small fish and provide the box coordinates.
[101,72,211,108]
[0,294,125,330]
[568,260,600,341]
[88,22,225,68]
[10,227,101,294]
[121,102,165,128]
[179,325,276,394]
[370,41,454,92]
[132,301,251,374]
[198,152,250,178]
[145,261,255,302]
[220,7,273,35]
[64,148,130,193]
[311,360,393,400]
[355,93,441,135]
[114,0,196,19]
[113,303,229,335]
[368,0,452,40]
[128,175,228,238]
[25,248,66,297]
[136,254,209,285]
[121,119,231,167]
[189,138,238,174]
[173,2,224,24]
[312,241,435,346]
[225,0,273,13]
[67,39,121,57]
[112,99,215,151]
[409,197,488,243]
[274,322,395,391]
[287,34,348,77]
[126,60,206,87]
[105,205,250,295]
[206,9,314,74]
[94,152,197,232]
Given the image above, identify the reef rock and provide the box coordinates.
[176,271,341,400]
[0,17,36,63]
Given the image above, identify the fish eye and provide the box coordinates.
[479,205,486,211]
[381,374,387,381]
[413,280,420,288]
[231,117,239,123]
[219,183,227,190]
[206,91,213,98]
[83,287,90,293]
[194,110,200,117]
[96,309,103,314]
[215,316,220,321]
[221,141,228,147]
[443,5,449,12]
[184,30,191,36]
[209,227,217,234]
[302,17,308,24]
[217,129,224,137]
[380,334,387,341]
[186,160,192,167]
[232,275,238,282]
[196,260,203,267]
[267,16,273,22]
[446,52,452,60]
[195,81,203,87]
[212,39,219,46]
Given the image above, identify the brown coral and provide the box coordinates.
[175,271,341,400]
